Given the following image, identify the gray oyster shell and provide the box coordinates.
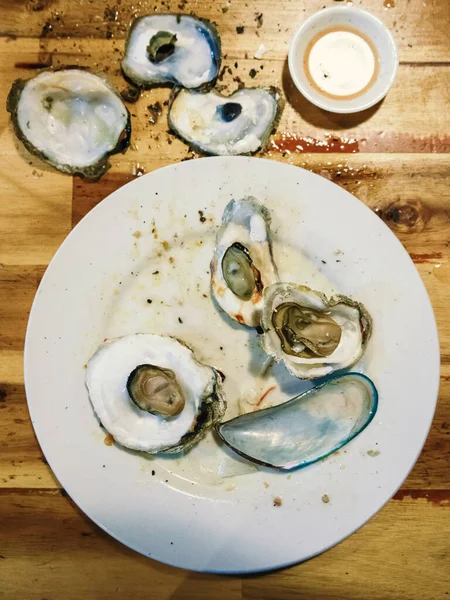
[7,68,131,180]
[168,86,283,156]
[122,14,221,89]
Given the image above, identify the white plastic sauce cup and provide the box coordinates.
[288,6,398,114]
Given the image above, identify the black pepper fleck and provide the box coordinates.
[236,26,245,34]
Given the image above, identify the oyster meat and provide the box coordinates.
[7,69,131,179]
[86,334,226,453]
[217,373,378,470]
[168,87,282,155]
[122,15,221,89]
[262,283,372,379]
[211,197,279,327]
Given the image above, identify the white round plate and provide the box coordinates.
[25,157,439,573]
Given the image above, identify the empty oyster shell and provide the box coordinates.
[168,86,283,155]
[86,334,226,454]
[7,69,131,180]
[262,283,372,379]
[211,197,279,327]
[217,373,378,470]
[122,14,221,89]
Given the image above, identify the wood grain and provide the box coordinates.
[1,39,450,156]
[0,492,448,599]
[0,0,450,596]
[0,0,449,62]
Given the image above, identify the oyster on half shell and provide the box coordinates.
[262,283,372,379]
[122,14,221,89]
[7,69,131,180]
[86,334,226,454]
[211,197,279,327]
[168,86,283,155]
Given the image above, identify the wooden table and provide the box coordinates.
[1,0,449,597]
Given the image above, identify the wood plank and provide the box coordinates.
[0,266,44,351]
[0,129,72,266]
[242,498,450,600]
[1,39,450,158]
[0,351,23,385]
[0,0,449,63]
[0,491,448,598]
[0,491,242,599]
[0,384,58,489]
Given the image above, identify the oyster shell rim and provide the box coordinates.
[121,13,222,91]
[167,85,285,156]
[159,366,226,454]
[216,372,379,470]
[6,66,132,181]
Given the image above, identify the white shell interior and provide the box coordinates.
[211,198,279,327]
[86,334,216,452]
[263,283,364,378]
[122,15,219,88]
[16,69,128,169]
[169,88,279,155]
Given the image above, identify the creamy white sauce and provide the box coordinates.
[307,30,376,98]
